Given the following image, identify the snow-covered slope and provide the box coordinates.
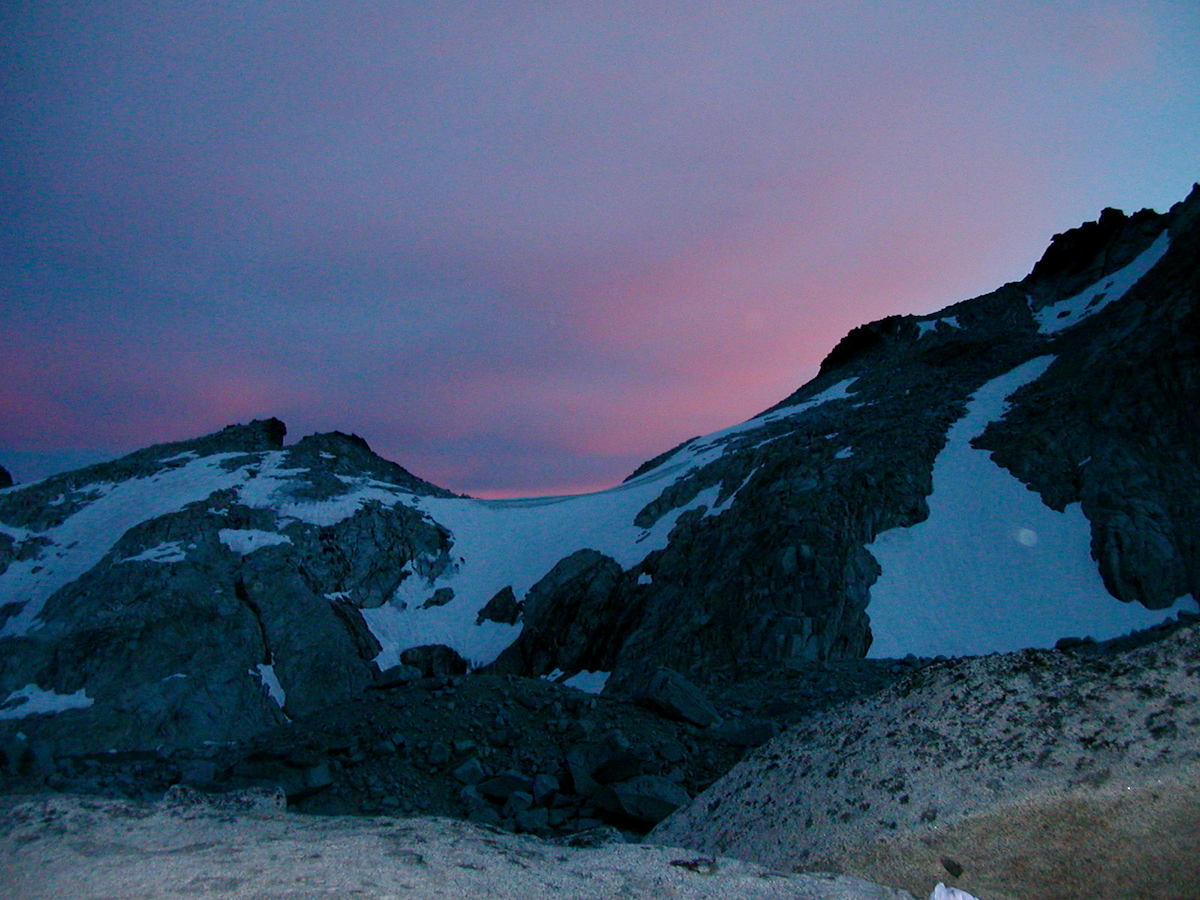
[865,356,1196,658]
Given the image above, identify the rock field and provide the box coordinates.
[0,651,922,840]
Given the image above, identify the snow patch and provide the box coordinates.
[0,683,94,720]
[157,451,198,464]
[562,670,610,694]
[219,529,292,555]
[232,455,425,527]
[916,315,961,337]
[121,541,188,564]
[835,447,854,460]
[0,521,34,542]
[1034,230,1169,334]
[251,662,287,709]
[867,355,1196,658]
[543,668,610,694]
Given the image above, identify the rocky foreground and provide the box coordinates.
[0,789,917,900]
[3,615,1198,899]
[0,649,921,840]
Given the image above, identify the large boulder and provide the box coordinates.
[633,667,722,728]
[594,774,692,826]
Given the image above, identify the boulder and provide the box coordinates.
[372,664,422,689]
[400,644,469,678]
[476,586,522,625]
[487,550,626,678]
[477,770,534,802]
[633,668,722,728]
[594,775,691,826]
[453,757,487,785]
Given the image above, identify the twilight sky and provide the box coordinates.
[3,2,1198,497]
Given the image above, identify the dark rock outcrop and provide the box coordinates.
[976,184,1200,609]
[488,550,631,678]
[633,668,722,728]
[401,645,470,678]
[0,423,457,754]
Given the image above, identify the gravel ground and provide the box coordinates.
[0,791,917,900]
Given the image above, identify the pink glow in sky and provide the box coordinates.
[2,2,1199,496]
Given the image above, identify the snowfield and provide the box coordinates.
[866,355,1196,658]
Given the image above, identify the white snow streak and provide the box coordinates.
[1034,230,1169,334]
[219,529,292,555]
[252,662,287,709]
[916,315,960,337]
[0,683,94,720]
[121,541,189,564]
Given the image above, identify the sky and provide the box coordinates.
[2,2,1198,497]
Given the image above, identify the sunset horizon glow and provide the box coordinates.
[3,2,1198,497]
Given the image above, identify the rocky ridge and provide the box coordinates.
[498,185,1200,689]
[0,425,459,752]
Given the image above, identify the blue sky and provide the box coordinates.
[2,1,1198,495]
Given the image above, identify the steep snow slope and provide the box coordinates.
[866,356,1196,658]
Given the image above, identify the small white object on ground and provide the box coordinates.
[930,884,979,900]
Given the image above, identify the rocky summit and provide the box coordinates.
[0,186,1199,897]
